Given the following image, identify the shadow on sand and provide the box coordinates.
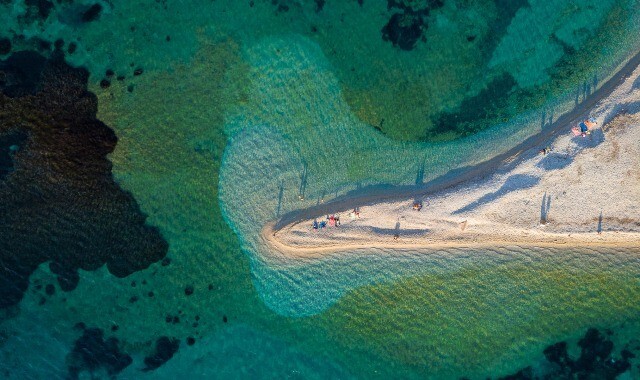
[453,174,540,214]
[537,153,573,171]
[540,192,551,225]
[597,211,603,234]
[371,223,428,238]
[572,127,606,148]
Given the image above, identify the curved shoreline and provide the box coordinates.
[264,49,640,256]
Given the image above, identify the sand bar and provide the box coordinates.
[263,51,640,258]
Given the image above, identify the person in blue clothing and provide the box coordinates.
[579,121,589,136]
[580,118,597,137]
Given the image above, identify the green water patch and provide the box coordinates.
[312,257,640,378]
[430,72,519,138]
[330,0,637,142]
[430,0,638,140]
[431,0,635,140]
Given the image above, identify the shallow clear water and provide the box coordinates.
[1,0,640,379]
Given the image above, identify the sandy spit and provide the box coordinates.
[264,52,640,259]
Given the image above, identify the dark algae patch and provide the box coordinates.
[0,131,27,179]
[430,73,518,139]
[495,328,633,379]
[0,51,47,97]
[381,12,424,51]
[483,0,530,58]
[25,0,54,20]
[143,336,180,371]
[381,0,444,51]
[66,326,132,379]
[0,38,11,55]
[67,42,77,54]
[44,283,55,296]
[0,51,168,308]
[81,3,103,23]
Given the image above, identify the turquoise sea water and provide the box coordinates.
[1,0,640,379]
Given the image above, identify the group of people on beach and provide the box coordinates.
[539,117,598,155]
[312,208,361,230]
[572,118,598,137]
[312,214,341,230]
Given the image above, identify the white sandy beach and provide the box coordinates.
[265,64,640,258]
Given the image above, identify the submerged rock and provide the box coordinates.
[381,12,424,50]
[25,0,54,19]
[81,4,103,23]
[66,327,132,379]
[44,283,55,296]
[67,42,77,54]
[0,38,12,55]
[381,0,445,50]
[143,337,180,371]
[497,328,633,379]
